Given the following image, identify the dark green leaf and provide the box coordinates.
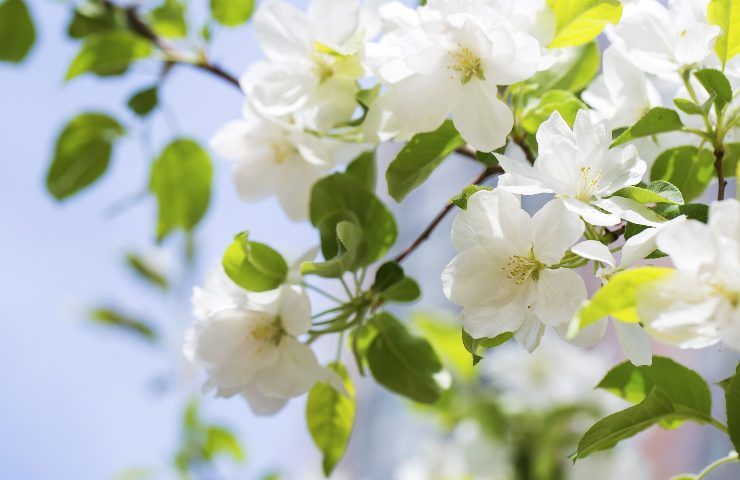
[46,112,125,200]
[379,276,420,303]
[344,150,376,192]
[0,0,35,63]
[68,1,121,39]
[612,107,685,147]
[306,363,355,476]
[521,90,585,133]
[66,31,153,80]
[650,146,715,202]
[301,221,365,278]
[694,68,732,111]
[150,139,212,241]
[367,313,445,404]
[150,0,187,38]
[372,261,404,292]
[725,364,740,452]
[127,86,159,117]
[125,252,168,289]
[90,307,157,342]
[223,233,288,291]
[210,0,254,27]
[462,329,512,365]
[386,120,465,201]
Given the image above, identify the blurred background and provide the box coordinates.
[1,1,739,479]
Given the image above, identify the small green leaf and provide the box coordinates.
[150,139,212,241]
[66,31,153,80]
[301,221,365,278]
[372,261,404,292]
[127,86,159,117]
[380,276,421,303]
[413,313,475,379]
[344,150,376,192]
[548,0,623,48]
[125,252,168,289]
[90,307,157,342]
[694,68,733,111]
[612,181,684,205]
[707,0,740,67]
[356,84,380,110]
[571,267,674,333]
[367,313,445,404]
[210,0,254,27]
[650,146,715,202]
[725,363,740,452]
[612,107,685,147]
[0,0,35,63]
[722,143,740,178]
[204,426,245,462]
[223,233,288,291]
[46,112,125,200]
[672,98,704,115]
[386,120,465,202]
[306,363,355,476]
[521,90,585,134]
[462,329,512,366]
[528,42,600,93]
[68,1,121,39]
[450,185,493,210]
[150,0,187,39]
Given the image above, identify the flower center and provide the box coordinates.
[713,283,740,308]
[448,45,485,84]
[502,254,543,285]
[272,142,296,164]
[576,166,607,202]
[248,315,283,344]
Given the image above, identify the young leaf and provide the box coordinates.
[65,31,153,80]
[450,185,493,210]
[611,107,685,147]
[528,41,600,93]
[127,86,159,117]
[725,364,740,452]
[89,307,157,342]
[367,313,445,404]
[125,252,168,289]
[301,221,365,278]
[694,68,733,111]
[210,0,254,27]
[570,267,674,333]
[707,0,740,67]
[149,0,187,39]
[547,0,623,48]
[0,0,35,63]
[386,120,465,202]
[672,98,704,115]
[612,181,684,205]
[650,146,716,202]
[223,233,288,291]
[462,329,512,366]
[344,150,376,192]
[150,139,212,241]
[521,90,585,133]
[306,363,355,476]
[46,112,125,200]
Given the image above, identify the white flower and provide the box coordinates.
[365,0,541,151]
[442,190,586,352]
[582,47,662,130]
[186,268,331,415]
[637,199,740,351]
[241,0,367,131]
[497,110,657,227]
[606,0,720,78]
[211,107,359,221]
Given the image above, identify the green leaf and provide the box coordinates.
[210,0,254,27]
[462,329,512,366]
[66,31,153,80]
[356,84,380,110]
[597,357,712,420]
[528,42,600,93]
[570,267,674,334]
[612,181,684,205]
[612,107,685,147]
[380,276,421,303]
[0,0,35,63]
[547,0,623,48]
[707,0,740,67]
[386,120,465,202]
[127,86,159,117]
[150,0,187,39]
[650,146,715,202]
[89,307,157,342]
[372,261,404,292]
[694,68,733,111]
[223,233,288,291]
[150,139,212,241]
[344,150,376,192]
[413,313,476,379]
[672,98,704,115]
[726,364,740,452]
[722,142,740,178]
[68,1,121,39]
[125,252,168,289]
[521,90,585,134]
[310,173,397,266]
[203,426,245,462]
[575,388,678,459]
[306,363,355,476]
[367,313,445,404]
[301,221,365,278]
[46,112,125,200]
[450,185,493,210]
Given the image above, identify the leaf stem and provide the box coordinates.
[302,282,345,304]
[695,451,738,479]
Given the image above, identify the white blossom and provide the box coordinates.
[442,189,586,352]
[638,199,740,351]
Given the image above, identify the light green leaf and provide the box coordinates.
[612,107,685,147]
[0,0,35,63]
[150,139,212,241]
[521,90,585,133]
[46,112,125,200]
[367,313,445,404]
[150,0,187,38]
[344,150,376,192]
[450,185,493,210]
[306,363,355,476]
[223,233,288,291]
[413,313,476,379]
[726,364,740,451]
[528,42,600,93]
[462,329,512,366]
[612,180,684,205]
[571,267,674,334]
[672,98,704,115]
[722,142,740,178]
[547,0,623,48]
[125,252,168,290]
[66,31,153,80]
[386,120,465,202]
[310,173,397,266]
[650,146,715,202]
[90,307,157,342]
[707,0,740,67]
[127,86,159,117]
[68,1,121,39]
[301,221,364,278]
[210,0,254,27]
[694,68,733,111]
[204,426,245,462]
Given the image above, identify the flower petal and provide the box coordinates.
[532,199,584,265]
[614,321,652,366]
[533,268,586,326]
[571,240,616,267]
[279,285,312,336]
[451,81,513,152]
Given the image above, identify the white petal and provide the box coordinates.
[232,159,279,202]
[308,0,360,48]
[571,240,616,267]
[620,226,660,268]
[460,286,533,339]
[241,385,289,416]
[496,172,551,195]
[241,60,316,117]
[532,199,584,265]
[451,189,526,251]
[485,29,540,85]
[514,311,545,352]
[561,198,621,226]
[614,321,653,366]
[533,268,587,326]
[275,160,324,221]
[383,72,458,136]
[254,337,321,398]
[279,285,312,336]
[557,318,608,348]
[254,0,312,60]
[536,111,576,158]
[595,197,663,227]
[442,246,511,307]
[210,120,250,159]
[656,220,716,273]
[674,23,721,67]
[495,153,549,194]
[451,81,513,152]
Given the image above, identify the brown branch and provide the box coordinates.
[393,165,503,263]
[714,146,726,200]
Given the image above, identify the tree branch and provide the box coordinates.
[714,145,726,200]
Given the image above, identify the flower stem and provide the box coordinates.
[695,451,738,479]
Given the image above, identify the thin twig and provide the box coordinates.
[714,146,726,200]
